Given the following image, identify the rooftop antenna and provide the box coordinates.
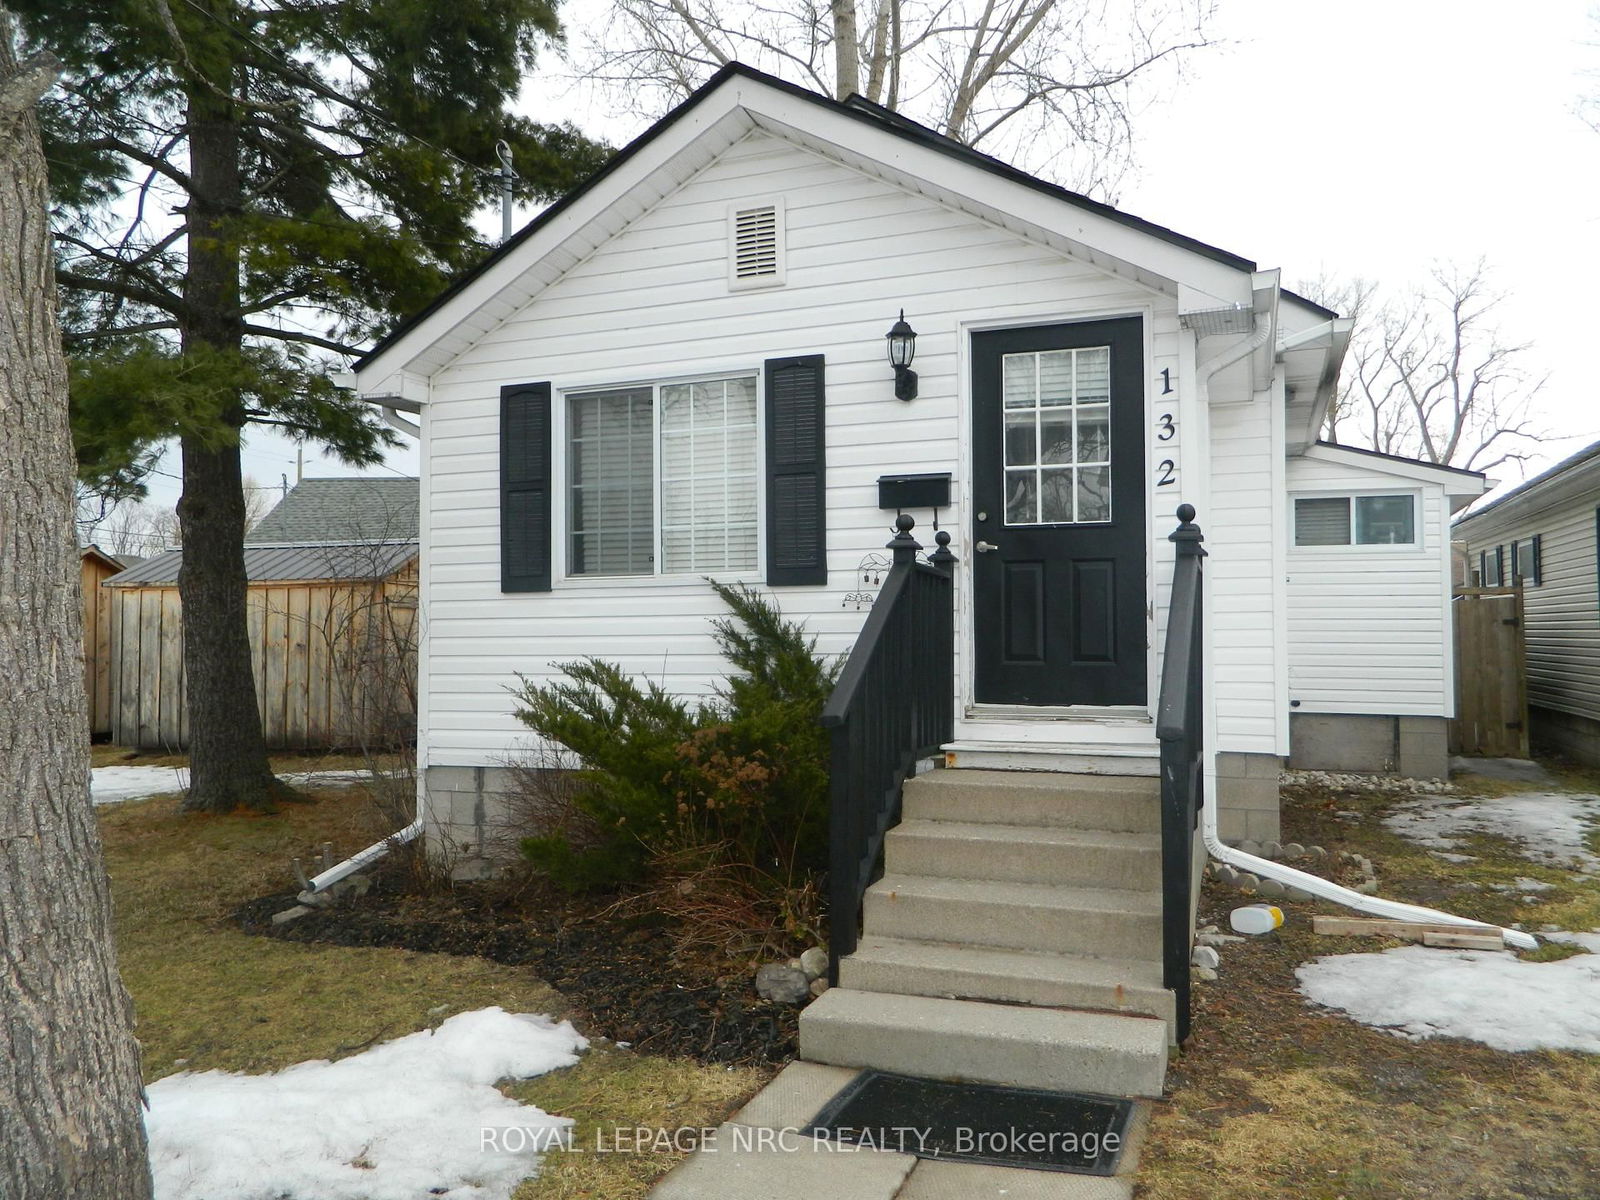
[495,140,517,244]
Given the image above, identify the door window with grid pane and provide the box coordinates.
[1000,346,1112,525]
[566,376,758,577]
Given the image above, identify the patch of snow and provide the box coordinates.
[91,765,370,806]
[1491,876,1556,894]
[1296,946,1600,1054]
[1546,930,1600,953]
[147,1007,586,1200]
[1381,791,1600,873]
[1429,851,1479,864]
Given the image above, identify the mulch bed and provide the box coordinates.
[233,861,800,1066]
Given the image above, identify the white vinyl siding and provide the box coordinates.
[1206,398,1282,752]
[1285,453,1452,716]
[1457,481,1600,724]
[420,129,1178,763]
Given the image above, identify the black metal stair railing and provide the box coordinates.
[1155,503,1207,1044]
[820,514,956,985]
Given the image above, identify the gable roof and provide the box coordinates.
[106,541,418,588]
[246,477,418,545]
[1312,441,1487,481]
[1454,439,1600,529]
[80,545,135,572]
[354,63,1292,389]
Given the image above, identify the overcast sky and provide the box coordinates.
[140,0,1600,511]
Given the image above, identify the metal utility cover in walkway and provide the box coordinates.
[804,1070,1134,1176]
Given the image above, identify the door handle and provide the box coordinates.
[975,541,999,553]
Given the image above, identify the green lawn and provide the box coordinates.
[100,779,767,1197]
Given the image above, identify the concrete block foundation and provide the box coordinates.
[1215,752,1281,843]
[1288,713,1450,780]
[1531,706,1600,767]
[422,764,525,868]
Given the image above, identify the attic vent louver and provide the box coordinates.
[728,200,785,290]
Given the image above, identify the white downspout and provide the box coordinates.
[1191,320,1538,951]
[306,820,423,893]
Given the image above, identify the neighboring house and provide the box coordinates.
[102,478,419,751]
[1454,440,1600,765]
[81,545,135,738]
[343,65,1488,1095]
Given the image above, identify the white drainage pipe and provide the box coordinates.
[305,819,422,894]
[1200,786,1536,950]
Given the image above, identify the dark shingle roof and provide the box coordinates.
[246,477,418,545]
[106,541,417,587]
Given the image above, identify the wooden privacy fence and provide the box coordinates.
[80,548,127,738]
[107,561,418,751]
[1451,586,1529,759]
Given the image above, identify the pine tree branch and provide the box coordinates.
[56,268,188,316]
[242,323,360,356]
[63,320,182,342]
[79,135,197,192]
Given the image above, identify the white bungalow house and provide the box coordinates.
[342,65,1490,1110]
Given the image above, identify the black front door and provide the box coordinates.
[972,319,1147,707]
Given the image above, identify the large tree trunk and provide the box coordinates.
[176,9,279,813]
[0,10,154,1196]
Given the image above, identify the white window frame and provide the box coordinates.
[556,369,763,584]
[1289,488,1425,553]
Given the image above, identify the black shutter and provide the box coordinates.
[765,355,827,585]
[501,381,552,592]
[1531,534,1543,585]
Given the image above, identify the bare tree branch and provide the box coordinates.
[1306,262,1548,474]
[572,0,1217,191]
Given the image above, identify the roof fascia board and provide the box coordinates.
[1305,442,1488,493]
[354,90,756,385]
[1456,454,1600,531]
[1454,443,1600,528]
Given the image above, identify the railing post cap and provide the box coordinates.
[1170,504,1206,555]
[887,512,922,560]
[926,528,957,567]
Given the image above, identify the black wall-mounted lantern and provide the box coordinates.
[886,309,918,401]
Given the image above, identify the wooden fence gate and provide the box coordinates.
[1451,586,1529,759]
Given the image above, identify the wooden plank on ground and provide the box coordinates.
[1421,930,1505,950]
[1313,915,1501,940]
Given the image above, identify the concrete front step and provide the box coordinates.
[865,874,1163,961]
[840,935,1176,1028]
[902,769,1160,835]
[799,988,1168,1098]
[886,819,1160,890]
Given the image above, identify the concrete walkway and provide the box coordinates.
[647,1062,1148,1200]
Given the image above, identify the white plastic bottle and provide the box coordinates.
[1229,904,1284,935]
